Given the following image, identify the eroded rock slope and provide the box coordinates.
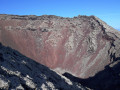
[0,14,120,78]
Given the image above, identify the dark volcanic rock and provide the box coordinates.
[0,14,120,79]
[0,43,85,90]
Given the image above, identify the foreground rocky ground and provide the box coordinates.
[0,43,86,90]
[0,42,120,89]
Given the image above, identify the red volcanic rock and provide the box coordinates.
[0,14,120,78]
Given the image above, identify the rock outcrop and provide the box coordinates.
[0,43,85,90]
[0,14,120,79]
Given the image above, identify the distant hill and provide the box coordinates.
[0,14,120,79]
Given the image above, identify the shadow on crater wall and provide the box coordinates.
[63,60,120,90]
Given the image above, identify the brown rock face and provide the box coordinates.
[0,14,120,78]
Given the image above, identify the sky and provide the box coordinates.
[0,0,120,29]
